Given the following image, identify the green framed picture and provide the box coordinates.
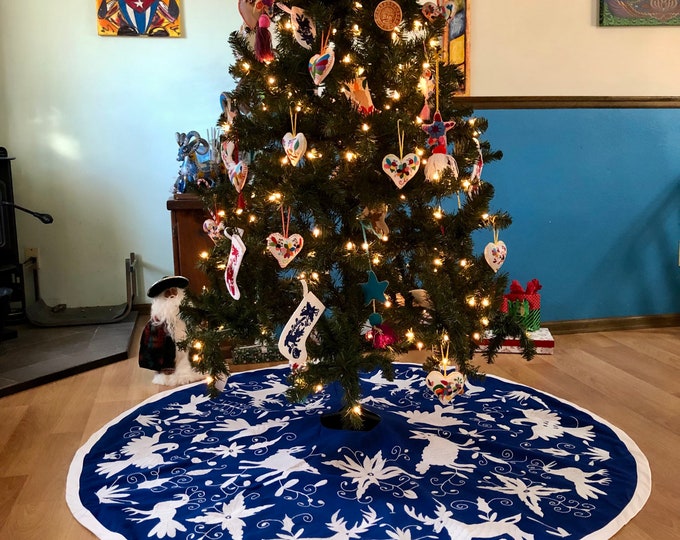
[600,0,680,26]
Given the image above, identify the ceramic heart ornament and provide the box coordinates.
[426,370,465,404]
[309,48,335,85]
[228,161,248,193]
[382,153,420,189]
[484,240,507,273]
[267,233,304,268]
[282,132,307,166]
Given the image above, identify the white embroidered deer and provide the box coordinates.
[410,430,477,475]
[405,503,534,540]
[280,507,381,540]
[238,445,319,485]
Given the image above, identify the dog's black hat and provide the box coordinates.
[147,276,189,298]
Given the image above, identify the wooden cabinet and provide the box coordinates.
[167,194,212,294]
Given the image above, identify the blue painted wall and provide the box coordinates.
[472,108,680,322]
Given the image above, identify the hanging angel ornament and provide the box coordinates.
[309,30,335,86]
[421,47,458,182]
[282,108,307,167]
[422,111,458,181]
[483,217,507,273]
[277,2,316,49]
[266,206,304,268]
[382,120,421,189]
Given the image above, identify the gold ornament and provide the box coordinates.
[374,0,403,31]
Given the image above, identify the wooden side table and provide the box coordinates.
[166,194,212,294]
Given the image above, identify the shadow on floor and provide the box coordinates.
[0,312,138,398]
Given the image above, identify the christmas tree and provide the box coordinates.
[182,0,534,429]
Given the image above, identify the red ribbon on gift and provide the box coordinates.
[501,279,542,312]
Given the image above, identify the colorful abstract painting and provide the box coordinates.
[97,0,182,37]
[600,0,680,26]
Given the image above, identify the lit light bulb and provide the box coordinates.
[312,227,321,237]
[384,299,392,308]
[433,258,443,266]
[467,297,476,307]
[268,192,282,202]
[267,76,276,85]
[481,298,490,307]
[416,342,424,350]
[460,259,468,267]
[372,255,380,265]
[342,54,351,63]
[392,90,400,100]
[416,148,424,156]
[482,213,489,220]
[345,151,355,161]
[249,214,257,223]
[311,272,319,280]
[472,332,481,341]
[362,123,370,132]
[194,341,203,349]
[352,404,361,414]
[362,242,369,251]
[315,384,324,392]
[481,317,490,326]
[346,241,354,250]
[443,334,449,342]
[192,354,200,362]
[200,251,209,259]
[235,207,244,215]
[217,210,226,217]
[381,234,389,242]
[242,62,250,71]
[406,329,415,341]
[433,208,443,219]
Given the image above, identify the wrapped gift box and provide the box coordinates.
[477,327,555,355]
[501,278,542,332]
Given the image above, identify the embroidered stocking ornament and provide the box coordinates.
[225,229,246,300]
[278,280,325,369]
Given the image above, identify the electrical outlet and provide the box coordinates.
[24,247,39,269]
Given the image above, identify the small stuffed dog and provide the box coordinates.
[139,276,204,386]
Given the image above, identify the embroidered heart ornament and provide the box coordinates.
[228,161,248,192]
[282,132,307,167]
[202,219,225,243]
[267,233,304,268]
[309,49,335,85]
[426,370,465,404]
[484,240,507,273]
[382,153,420,189]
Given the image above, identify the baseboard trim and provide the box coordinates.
[544,313,680,335]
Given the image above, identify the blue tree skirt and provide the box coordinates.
[67,364,650,539]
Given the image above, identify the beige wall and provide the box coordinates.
[470,0,680,96]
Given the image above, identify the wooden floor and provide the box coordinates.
[0,321,678,539]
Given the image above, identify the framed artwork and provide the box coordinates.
[433,0,469,95]
[97,0,182,37]
[599,0,680,26]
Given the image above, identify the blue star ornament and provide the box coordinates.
[361,270,389,305]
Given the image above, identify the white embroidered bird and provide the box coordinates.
[395,405,468,426]
[238,445,320,485]
[124,493,190,538]
[213,415,295,440]
[510,408,595,442]
[542,462,610,500]
[96,431,179,478]
[165,393,211,416]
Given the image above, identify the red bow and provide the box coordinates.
[509,279,542,295]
